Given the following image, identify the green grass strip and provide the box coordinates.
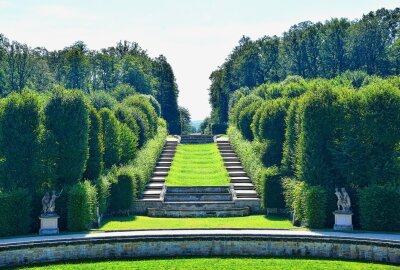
[100,215,295,230]
[165,143,229,186]
[16,257,398,269]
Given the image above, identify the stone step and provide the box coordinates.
[219,149,235,153]
[165,193,232,202]
[157,161,172,166]
[155,166,170,172]
[162,149,176,153]
[229,171,247,177]
[147,207,250,218]
[221,153,237,158]
[146,183,164,189]
[162,201,237,210]
[224,161,241,166]
[144,190,162,195]
[232,183,255,190]
[167,186,230,193]
[160,153,175,158]
[223,158,240,163]
[151,177,166,182]
[235,190,259,198]
[230,176,251,183]
[159,157,173,162]
[153,171,168,177]
[226,166,244,171]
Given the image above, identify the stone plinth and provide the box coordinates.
[333,210,353,231]
[39,214,59,235]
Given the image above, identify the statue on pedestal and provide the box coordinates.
[334,187,351,212]
[333,187,353,230]
[41,190,62,216]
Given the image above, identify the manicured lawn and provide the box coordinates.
[165,144,229,186]
[100,215,295,230]
[15,257,398,269]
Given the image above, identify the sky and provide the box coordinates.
[0,0,398,120]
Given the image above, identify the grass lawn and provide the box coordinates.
[165,144,229,186]
[100,215,295,230]
[15,257,398,269]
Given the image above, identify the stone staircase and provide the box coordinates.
[147,186,250,217]
[180,135,214,144]
[135,136,261,216]
[141,138,178,200]
[216,138,260,200]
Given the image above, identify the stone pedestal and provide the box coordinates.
[39,214,60,235]
[333,210,353,231]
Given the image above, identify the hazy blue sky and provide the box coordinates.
[0,0,398,120]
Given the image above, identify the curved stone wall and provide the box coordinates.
[0,232,399,267]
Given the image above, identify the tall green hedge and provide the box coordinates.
[44,90,90,187]
[109,167,137,214]
[262,166,285,209]
[359,185,400,231]
[83,106,104,180]
[67,181,97,231]
[123,95,158,137]
[0,189,32,236]
[0,91,41,191]
[119,122,138,164]
[100,108,121,169]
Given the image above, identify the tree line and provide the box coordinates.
[0,36,188,134]
[208,8,400,127]
[228,74,400,231]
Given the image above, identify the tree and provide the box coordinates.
[44,89,90,187]
[63,42,90,91]
[99,108,121,169]
[0,91,41,191]
[179,106,192,135]
[83,107,104,180]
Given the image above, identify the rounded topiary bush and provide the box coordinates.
[119,122,138,164]
[89,91,117,110]
[237,100,262,141]
[359,185,400,231]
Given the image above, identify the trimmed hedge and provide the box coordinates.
[132,118,168,190]
[237,100,262,140]
[211,123,227,135]
[96,174,111,215]
[67,181,97,231]
[0,189,32,236]
[83,106,104,180]
[228,126,264,205]
[100,108,121,169]
[303,185,327,228]
[44,90,90,187]
[262,166,285,209]
[109,166,137,214]
[119,123,138,164]
[359,185,400,231]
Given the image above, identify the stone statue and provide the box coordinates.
[334,187,351,212]
[42,189,62,215]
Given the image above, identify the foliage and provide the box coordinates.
[95,175,111,215]
[119,123,138,164]
[262,166,285,209]
[302,185,327,228]
[179,106,192,135]
[44,89,90,187]
[109,166,137,214]
[0,189,31,236]
[111,84,136,102]
[83,106,104,180]
[67,181,97,231]
[89,91,117,110]
[132,119,167,191]
[0,91,41,191]
[141,94,161,116]
[237,99,262,140]
[359,185,400,231]
[99,108,121,169]
[211,123,227,135]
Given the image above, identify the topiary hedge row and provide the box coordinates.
[229,77,400,230]
[0,85,167,236]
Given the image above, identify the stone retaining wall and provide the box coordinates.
[0,233,399,267]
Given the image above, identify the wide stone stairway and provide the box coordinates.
[135,135,261,217]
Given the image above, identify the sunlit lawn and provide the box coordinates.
[15,257,398,270]
[100,215,295,230]
[165,144,229,186]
